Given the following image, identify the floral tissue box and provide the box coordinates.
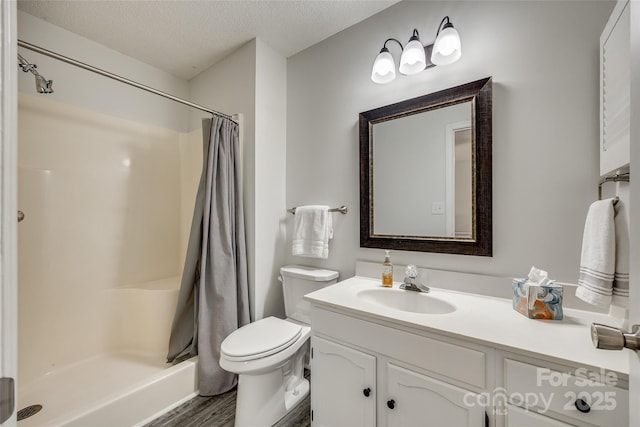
[512,278,563,320]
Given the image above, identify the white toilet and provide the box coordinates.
[219,265,338,427]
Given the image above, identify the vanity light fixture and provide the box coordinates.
[371,38,403,84]
[371,16,462,84]
[431,16,462,65]
[399,29,426,75]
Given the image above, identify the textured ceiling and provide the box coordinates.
[17,0,399,80]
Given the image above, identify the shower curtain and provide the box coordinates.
[167,115,250,396]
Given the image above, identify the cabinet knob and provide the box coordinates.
[575,398,591,413]
[387,399,395,410]
[363,387,371,397]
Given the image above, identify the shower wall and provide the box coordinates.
[17,93,200,386]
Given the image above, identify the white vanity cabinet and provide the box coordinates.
[309,305,629,427]
[311,336,376,426]
[501,354,629,427]
[305,274,630,427]
[600,0,630,175]
[310,307,488,427]
[385,363,484,426]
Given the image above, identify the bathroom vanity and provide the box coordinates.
[305,273,629,427]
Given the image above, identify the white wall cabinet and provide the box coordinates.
[600,0,630,176]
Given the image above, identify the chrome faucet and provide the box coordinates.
[399,265,430,293]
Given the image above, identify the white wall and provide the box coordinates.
[254,39,288,319]
[188,41,257,319]
[286,0,614,283]
[189,38,288,320]
[17,11,189,132]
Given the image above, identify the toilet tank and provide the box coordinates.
[280,265,338,325]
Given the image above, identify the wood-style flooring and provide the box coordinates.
[145,371,311,427]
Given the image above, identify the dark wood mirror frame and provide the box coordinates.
[359,77,492,256]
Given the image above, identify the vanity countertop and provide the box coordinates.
[305,276,629,376]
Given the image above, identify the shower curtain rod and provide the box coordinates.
[18,39,236,123]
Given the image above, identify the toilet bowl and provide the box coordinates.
[219,265,338,427]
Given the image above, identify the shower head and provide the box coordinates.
[35,75,54,94]
[17,53,54,94]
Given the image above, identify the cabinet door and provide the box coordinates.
[385,363,484,427]
[311,336,376,427]
[506,404,574,427]
[600,0,630,175]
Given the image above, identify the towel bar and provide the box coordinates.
[598,172,629,200]
[287,205,348,215]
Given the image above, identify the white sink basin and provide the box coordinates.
[357,288,456,314]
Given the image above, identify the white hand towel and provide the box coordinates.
[613,200,629,297]
[576,198,616,306]
[292,205,333,259]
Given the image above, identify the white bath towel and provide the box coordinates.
[576,198,616,306]
[292,205,333,259]
[613,200,629,297]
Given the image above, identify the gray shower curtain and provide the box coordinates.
[167,115,250,396]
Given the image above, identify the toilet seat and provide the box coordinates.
[221,317,302,362]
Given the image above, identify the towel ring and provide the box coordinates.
[598,172,629,200]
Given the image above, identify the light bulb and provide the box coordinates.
[371,50,396,84]
[431,25,461,66]
[399,38,426,75]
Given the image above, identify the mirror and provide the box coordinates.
[359,77,492,256]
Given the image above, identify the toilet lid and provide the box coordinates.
[221,317,302,362]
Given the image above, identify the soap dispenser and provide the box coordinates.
[382,250,393,287]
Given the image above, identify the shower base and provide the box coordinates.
[17,351,198,427]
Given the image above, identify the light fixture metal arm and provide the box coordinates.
[434,16,452,38]
[382,38,403,52]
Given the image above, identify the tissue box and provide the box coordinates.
[512,279,563,320]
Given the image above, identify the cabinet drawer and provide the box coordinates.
[504,359,628,426]
[312,308,486,389]
[506,404,573,427]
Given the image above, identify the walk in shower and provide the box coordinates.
[15,43,224,426]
